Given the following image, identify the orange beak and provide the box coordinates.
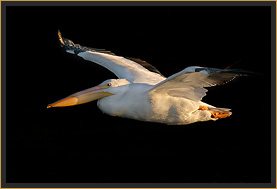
[47,84,114,108]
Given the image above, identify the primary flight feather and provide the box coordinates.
[48,31,247,125]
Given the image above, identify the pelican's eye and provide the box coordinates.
[106,83,112,87]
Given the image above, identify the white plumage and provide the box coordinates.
[48,31,247,125]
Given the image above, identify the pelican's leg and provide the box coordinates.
[198,106,232,119]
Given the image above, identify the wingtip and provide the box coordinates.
[223,69,262,77]
[57,29,65,46]
[223,60,262,77]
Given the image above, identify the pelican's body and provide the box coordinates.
[97,81,214,125]
[48,31,248,125]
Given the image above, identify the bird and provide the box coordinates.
[47,30,249,125]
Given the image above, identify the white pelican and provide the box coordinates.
[47,31,248,125]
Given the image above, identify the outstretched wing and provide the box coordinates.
[149,66,248,101]
[58,31,165,85]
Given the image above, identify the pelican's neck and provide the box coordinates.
[97,83,152,117]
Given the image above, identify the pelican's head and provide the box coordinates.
[47,79,130,108]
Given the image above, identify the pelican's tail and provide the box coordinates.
[198,106,232,119]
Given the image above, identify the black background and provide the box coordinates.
[6,5,271,183]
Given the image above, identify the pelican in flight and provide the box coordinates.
[48,31,248,125]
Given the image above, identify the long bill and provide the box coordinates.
[47,84,114,108]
